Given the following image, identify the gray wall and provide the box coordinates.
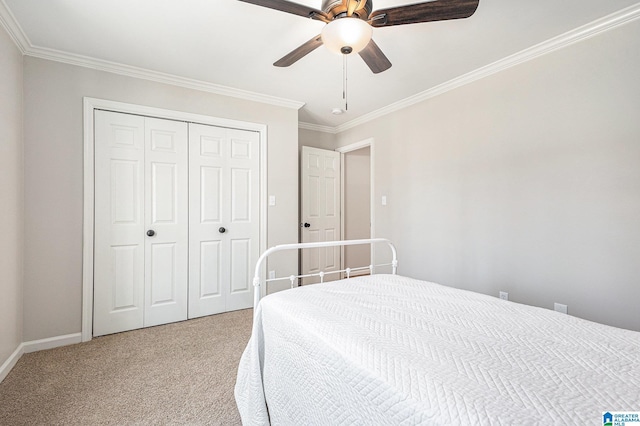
[0,26,23,366]
[336,20,640,331]
[299,127,336,151]
[22,57,299,341]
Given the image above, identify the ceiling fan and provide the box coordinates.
[238,0,480,73]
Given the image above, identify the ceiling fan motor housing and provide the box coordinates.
[321,0,373,20]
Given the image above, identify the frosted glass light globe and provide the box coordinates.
[321,18,373,55]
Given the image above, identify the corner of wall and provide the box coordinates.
[0,18,25,383]
[0,344,25,383]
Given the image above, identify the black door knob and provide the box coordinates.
[219,227,226,233]
[304,223,310,228]
[146,230,155,237]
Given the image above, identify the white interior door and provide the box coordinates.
[188,123,259,317]
[300,146,341,284]
[94,111,188,336]
[94,111,145,336]
[143,117,189,327]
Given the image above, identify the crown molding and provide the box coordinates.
[298,121,338,134]
[3,1,640,124]
[0,0,29,53]
[26,45,305,109]
[0,0,304,110]
[334,2,640,134]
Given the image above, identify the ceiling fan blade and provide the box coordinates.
[369,0,479,27]
[274,35,324,67]
[238,0,329,22]
[358,39,392,74]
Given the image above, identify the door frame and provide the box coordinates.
[336,138,375,273]
[82,97,268,342]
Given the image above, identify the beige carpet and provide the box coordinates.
[0,309,253,425]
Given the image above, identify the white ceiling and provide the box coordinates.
[4,0,639,128]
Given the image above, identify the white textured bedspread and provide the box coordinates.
[235,274,640,425]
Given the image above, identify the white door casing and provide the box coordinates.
[300,146,341,284]
[337,138,375,275]
[188,124,260,317]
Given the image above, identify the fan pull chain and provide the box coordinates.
[342,54,348,111]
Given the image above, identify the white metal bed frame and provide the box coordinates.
[252,238,398,311]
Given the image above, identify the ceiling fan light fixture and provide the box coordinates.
[321,17,373,55]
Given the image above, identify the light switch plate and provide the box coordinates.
[382,195,387,206]
[268,195,276,206]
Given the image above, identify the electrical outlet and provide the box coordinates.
[554,303,568,314]
[499,291,509,301]
[268,270,276,280]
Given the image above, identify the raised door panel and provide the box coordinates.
[306,229,321,274]
[230,239,250,294]
[111,160,139,224]
[94,110,145,336]
[199,241,222,298]
[324,228,338,270]
[151,162,178,224]
[307,175,320,219]
[324,176,338,218]
[149,243,178,305]
[112,245,139,310]
[230,168,251,222]
[144,117,188,327]
[200,166,222,223]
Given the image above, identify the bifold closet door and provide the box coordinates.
[143,117,189,327]
[188,123,259,318]
[94,110,188,336]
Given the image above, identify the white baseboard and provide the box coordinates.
[0,332,82,383]
[22,333,82,354]
[0,344,24,383]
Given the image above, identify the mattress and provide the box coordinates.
[235,274,640,425]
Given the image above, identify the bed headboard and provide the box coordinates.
[252,238,398,311]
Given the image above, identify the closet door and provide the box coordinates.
[188,123,259,318]
[94,111,188,336]
[94,111,146,336]
[143,117,189,327]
